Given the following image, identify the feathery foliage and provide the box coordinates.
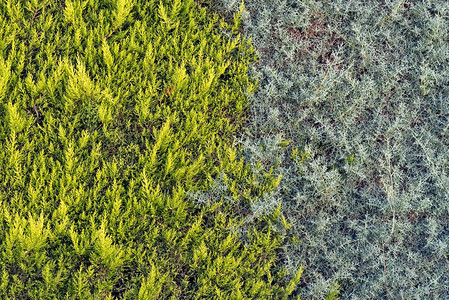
[0,0,301,298]
[211,0,449,298]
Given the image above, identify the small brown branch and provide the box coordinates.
[164,85,174,96]
[316,68,330,91]
[33,105,40,123]
[105,26,119,40]
[296,102,309,111]
[386,140,396,236]
[30,8,40,23]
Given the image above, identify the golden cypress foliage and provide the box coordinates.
[0,0,300,298]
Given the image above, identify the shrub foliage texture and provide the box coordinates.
[213,0,449,298]
[0,0,302,298]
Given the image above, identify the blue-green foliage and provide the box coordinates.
[212,0,449,298]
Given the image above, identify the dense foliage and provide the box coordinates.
[0,0,302,298]
[212,0,449,298]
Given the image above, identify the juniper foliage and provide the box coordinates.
[212,0,449,298]
[0,0,302,298]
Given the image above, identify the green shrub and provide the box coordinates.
[0,0,301,298]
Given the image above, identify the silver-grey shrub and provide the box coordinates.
[209,0,449,298]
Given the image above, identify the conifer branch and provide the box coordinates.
[30,8,40,22]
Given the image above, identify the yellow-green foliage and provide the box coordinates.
[0,0,301,298]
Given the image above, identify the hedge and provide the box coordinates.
[0,0,301,298]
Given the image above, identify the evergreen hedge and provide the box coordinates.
[0,0,302,298]
[212,0,449,298]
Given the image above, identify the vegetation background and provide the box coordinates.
[0,0,301,298]
[2,0,449,298]
[208,0,449,298]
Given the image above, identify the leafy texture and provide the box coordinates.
[211,0,449,298]
[0,0,301,298]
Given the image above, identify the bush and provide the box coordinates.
[0,0,301,298]
[212,0,449,298]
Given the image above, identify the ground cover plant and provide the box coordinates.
[0,0,303,298]
[211,0,449,298]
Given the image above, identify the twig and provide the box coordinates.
[105,26,119,40]
[296,102,309,111]
[338,95,363,122]
[32,93,46,126]
[316,68,330,91]
[30,8,41,23]
[382,242,386,276]
[33,105,40,123]
[386,139,396,237]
